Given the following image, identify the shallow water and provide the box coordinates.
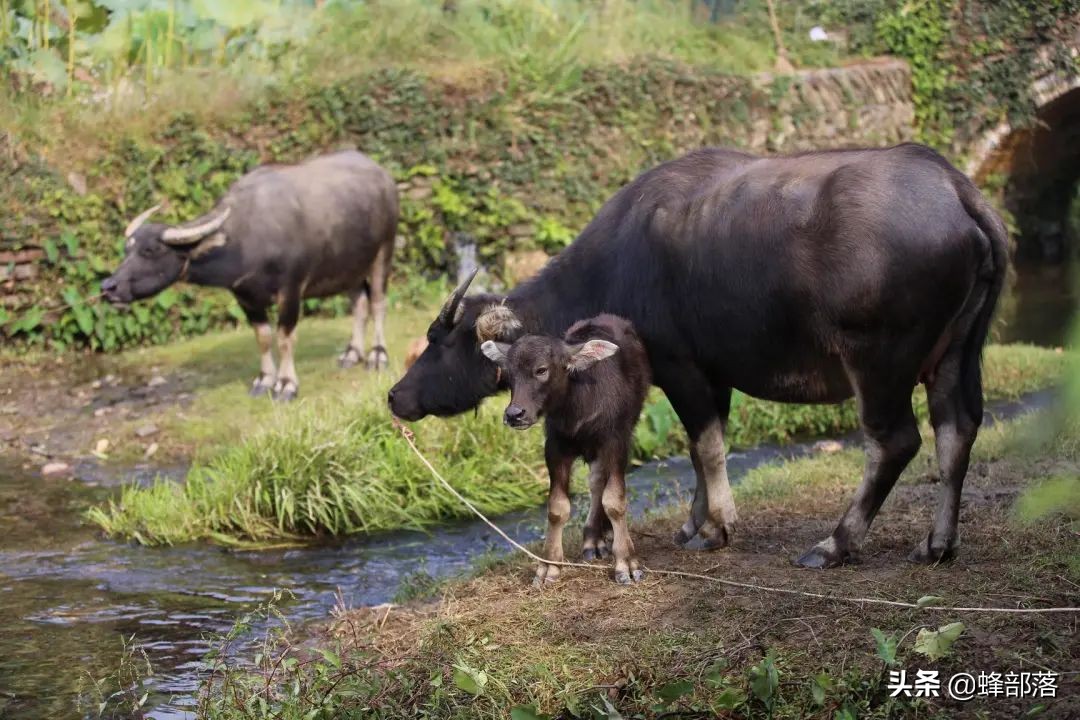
[0,390,1056,719]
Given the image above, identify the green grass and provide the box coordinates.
[87,328,1068,546]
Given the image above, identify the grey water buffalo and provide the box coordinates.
[482,313,652,585]
[389,142,1008,569]
[102,150,399,400]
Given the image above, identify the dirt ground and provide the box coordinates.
[330,445,1080,719]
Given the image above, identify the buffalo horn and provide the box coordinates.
[161,206,232,245]
[437,268,478,326]
[124,203,163,238]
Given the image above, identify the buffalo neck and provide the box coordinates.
[183,242,242,289]
[505,241,609,337]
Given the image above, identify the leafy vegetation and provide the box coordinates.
[88,341,1067,546]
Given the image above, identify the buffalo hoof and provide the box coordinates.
[366,346,389,371]
[632,568,646,582]
[582,548,597,562]
[272,380,298,402]
[533,562,561,585]
[249,377,274,397]
[795,539,856,569]
[908,534,957,565]
[615,571,632,585]
[673,528,693,546]
[338,347,362,370]
[614,568,645,585]
[700,525,733,551]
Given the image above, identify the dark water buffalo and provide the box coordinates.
[388,143,1007,569]
[103,150,399,400]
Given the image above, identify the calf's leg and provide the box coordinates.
[366,243,392,371]
[338,287,369,369]
[601,460,644,584]
[582,462,613,561]
[243,305,276,397]
[272,292,301,402]
[536,439,574,585]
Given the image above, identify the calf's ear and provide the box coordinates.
[480,340,511,368]
[567,339,618,372]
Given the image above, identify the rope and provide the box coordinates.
[392,418,1080,615]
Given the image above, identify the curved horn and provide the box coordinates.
[124,203,163,238]
[437,268,478,326]
[161,206,232,245]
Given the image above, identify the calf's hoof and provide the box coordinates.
[614,568,646,585]
[271,379,298,402]
[338,347,362,369]
[795,538,855,569]
[533,562,561,586]
[582,548,597,562]
[700,523,733,551]
[366,346,389,371]
[673,528,693,547]
[908,534,957,565]
[249,376,274,397]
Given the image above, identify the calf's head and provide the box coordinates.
[387,271,527,420]
[101,204,230,304]
[481,335,618,429]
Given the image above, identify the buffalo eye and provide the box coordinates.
[534,366,549,379]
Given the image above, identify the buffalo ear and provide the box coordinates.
[567,339,618,373]
[475,303,522,342]
[480,340,511,368]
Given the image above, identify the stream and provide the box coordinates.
[0,385,1058,719]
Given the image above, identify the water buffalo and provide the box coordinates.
[388,143,1008,569]
[482,314,651,585]
[102,150,399,400]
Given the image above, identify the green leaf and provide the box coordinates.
[811,672,833,705]
[510,706,550,720]
[43,238,59,265]
[316,648,341,669]
[714,687,745,710]
[451,663,486,696]
[62,231,79,257]
[748,653,779,706]
[656,680,693,702]
[916,595,944,608]
[871,628,899,666]
[914,622,964,661]
[598,697,624,720]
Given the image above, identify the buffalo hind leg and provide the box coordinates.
[244,305,276,397]
[338,286,369,369]
[366,243,392,371]
[272,292,301,402]
[536,439,573,585]
[582,462,613,561]
[797,374,921,569]
[910,348,980,563]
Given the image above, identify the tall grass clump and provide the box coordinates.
[88,394,549,546]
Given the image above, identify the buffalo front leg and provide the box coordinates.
[272,292,301,402]
[661,371,737,550]
[601,463,643,584]
[243,305,276,397]
[581,462,613,561]
[338,288,368,369]
[797,376,921,568]
[536,440,574,585]
[910,347,980,564]
[365,244,392,371]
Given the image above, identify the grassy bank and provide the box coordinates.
[183,408,1080,720]
[87,337,1068,546]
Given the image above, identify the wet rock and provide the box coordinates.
[144,442,159,459]
[94,439,110,455]
[813,440,844,454]
[135,424,159,439]
[147,375,167,388]
[93,407,110,418]
[41,462,71,477]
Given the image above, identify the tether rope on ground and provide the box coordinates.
[392,418,1080,615]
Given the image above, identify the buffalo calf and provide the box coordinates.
[482,314,651,585]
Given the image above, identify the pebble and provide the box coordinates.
[813,440,844,454]
[93,407,109,418]
[147,375,167,388]
[95,438,110,454]
[135,424,159,438]
[144,442,159,459]
[41,462,71,477]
